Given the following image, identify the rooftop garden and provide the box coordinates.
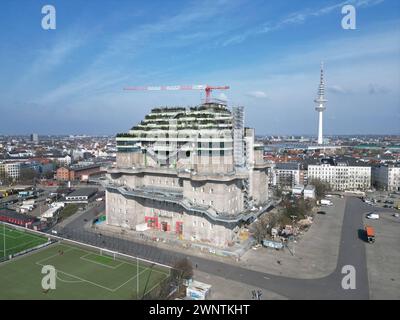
[116,133,138,138]
[151,107,186,113]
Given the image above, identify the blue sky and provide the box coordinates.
[0,0,399,135]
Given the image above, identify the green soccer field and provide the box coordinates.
[0,241,170,299]
[0,223,49,259]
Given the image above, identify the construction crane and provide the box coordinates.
[123,84,230,103]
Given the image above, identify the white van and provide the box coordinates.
[366,213,379,220]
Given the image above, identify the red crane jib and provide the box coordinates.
[123,85,229,103]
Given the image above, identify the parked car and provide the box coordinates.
[366,213,380,220]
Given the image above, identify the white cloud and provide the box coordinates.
[221,0,386,47]
[246,91,267,98]
[327,85,351,94]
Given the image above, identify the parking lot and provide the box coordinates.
[365,190,400,209]
[363,208,400,299]
[240,196,346,279]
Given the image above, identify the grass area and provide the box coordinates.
[0,224,48,259]
[58,204,79,221]
[0,242,170,299]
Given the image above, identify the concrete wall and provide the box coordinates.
[106,189,235,247]
[193,154,234,174]
[250,169,268,205]
[182,179,243,214]
[116,152,144,167]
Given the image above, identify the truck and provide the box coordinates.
[365,226,375,243]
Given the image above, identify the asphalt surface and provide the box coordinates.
[54,196,397,300]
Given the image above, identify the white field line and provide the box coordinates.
[36,262,116,292]
[79,253,125,270]
[144,272,170,297]
[56,273,84,284]
[111,267,149,292]
[4,228,46,242]
[66,245,127,266]
[1,238,44,254]
[62,243,168,277]
[37,260,149,292]
[35,247,74,265]
[3,232,26,240]
[60,244,171,290]
[36,244,152,292]
[0,221,172,271]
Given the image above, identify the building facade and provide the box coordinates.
[372,164,400,191]
[105,102,270,247]
[56,167,70,181]
[308,161,371,191]
[56,164,101,181]
[272,162,304,189]
[0,162,21,182]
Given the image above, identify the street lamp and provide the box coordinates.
[290,215,297,256]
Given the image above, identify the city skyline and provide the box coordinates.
[0,0,399,136]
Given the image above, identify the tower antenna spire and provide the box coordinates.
[315,62,327,145]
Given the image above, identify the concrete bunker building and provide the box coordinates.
[105,102,270,247]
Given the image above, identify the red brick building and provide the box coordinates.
[56,165,101,181]
[56,167,70,181]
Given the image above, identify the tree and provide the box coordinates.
[143,258,193,300]
[170,258,193,286]
[274,186,283,198]
[308,178,331,199]
[43,170,55,180]
[251,214,270,244]
[281,197,313,224]
[19,168,38,183]
[265,213,279,236]
[142,276,175,300]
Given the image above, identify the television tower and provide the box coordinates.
[314,62,327,145]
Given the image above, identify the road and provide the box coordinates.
[54,196,397,299]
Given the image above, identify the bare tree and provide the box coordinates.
[171,257,193,285]
[252,214,270,244]
[308,178,331,199]
[143,258,193,300]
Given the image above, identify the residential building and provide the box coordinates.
[0,162,21,182]
[372,164,400,191]
[56,167,70,181]
[308,158,371,191]
[56,164,101,181]
[272,162,303,189]
[292,184,304,196]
